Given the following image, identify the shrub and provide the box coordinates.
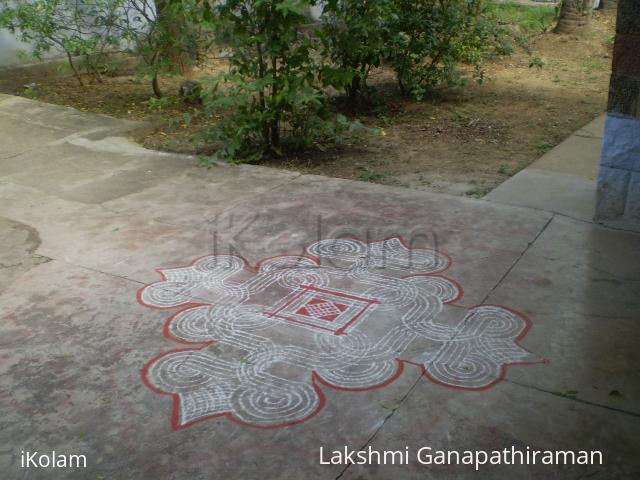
[197,0,520,161]
[319,0,519,102]
[385,0,516,100]
[318,0,392,105]
[199,0,352,163]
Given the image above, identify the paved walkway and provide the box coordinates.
[486,115,604,223]
[1,95,638,479]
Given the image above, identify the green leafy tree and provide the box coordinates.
[0,0,125,85]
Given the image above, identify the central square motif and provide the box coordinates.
[267,284,379,335]
[296,297,346,321]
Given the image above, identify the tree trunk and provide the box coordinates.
[65,51,84,87]
[152,72,163,98]
[555,0,592,34]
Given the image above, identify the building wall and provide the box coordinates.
[0,29,43,67]
[2,2,319,69]
[596,0,640,231]
[0,0,155,68]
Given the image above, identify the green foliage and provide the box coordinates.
[319,0,391,104]
[487,1,557,35]
[23,85,39,99]
[0,0,125,85]
[199,0,360,163]
[120,0,213,97]
[357,166,388,182]
[529,56,545,69]
[319,0,521,102]
[385,0,515,100]
[194,0,522,162]
[0,0,212,94]
[145,95,177,111]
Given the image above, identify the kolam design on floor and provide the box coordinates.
[138,237,542,430]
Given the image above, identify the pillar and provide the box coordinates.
[595,0,640,231]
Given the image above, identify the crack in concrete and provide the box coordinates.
[586,263,640,282]
[481,215,555,304]
[333,215,558,479]
[499,252,640,283]
[0,150,36,161]
[58,259,148,286]
[333,374,638,480]
[505,379,640,418]
[575,470,603,479]
[0,262,22,269]
[334,372,426,480]
[574,133,603,140]
[580,312,634,320]
[482,198,602,229]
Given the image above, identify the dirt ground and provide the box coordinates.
[0,10,615,197]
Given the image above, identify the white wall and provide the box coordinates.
[0,29,38,67]
[308,4,323,20]
[0,1,319,68]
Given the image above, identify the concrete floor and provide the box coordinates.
[0,94,639,479]
[486,115,605,222]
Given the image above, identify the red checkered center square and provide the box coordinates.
[267,285,379,335]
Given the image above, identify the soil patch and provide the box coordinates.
[0,11,614,197]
